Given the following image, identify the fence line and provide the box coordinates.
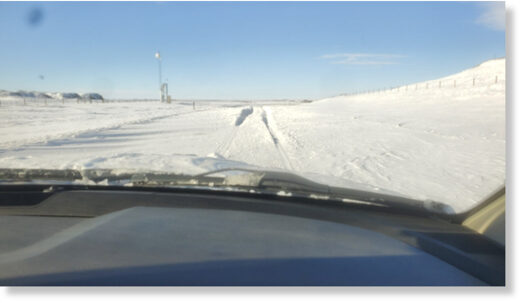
[0,98,165,107]
[339,74,503,97]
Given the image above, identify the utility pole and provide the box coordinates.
[155,51,162,102]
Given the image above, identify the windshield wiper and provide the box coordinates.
[131,167,332,193]
[190,168,452,214]
[0,168,453,215]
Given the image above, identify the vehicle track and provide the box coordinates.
[216,107,253,157]
[259,107,294,171]
[215,106,294,170]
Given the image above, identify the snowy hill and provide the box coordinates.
[331,57,505,101]
[268,58,505,212]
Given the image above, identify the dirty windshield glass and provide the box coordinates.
[0,1,506,214]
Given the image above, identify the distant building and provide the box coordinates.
[81,93,104,101]
[59,92,82,99]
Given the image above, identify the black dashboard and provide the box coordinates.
[0,186,505,286]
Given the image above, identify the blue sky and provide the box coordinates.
[0,1,505,100]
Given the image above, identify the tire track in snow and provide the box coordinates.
[234,107,254,126]
[216,107,254,157]
[260,107,294,171]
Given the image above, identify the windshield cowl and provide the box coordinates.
[0,168,454,215]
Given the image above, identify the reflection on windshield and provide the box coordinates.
[0,2,506,214]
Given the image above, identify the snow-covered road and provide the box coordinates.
[0,59,506,213]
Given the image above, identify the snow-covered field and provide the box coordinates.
[0,59,505,213]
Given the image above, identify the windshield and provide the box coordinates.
[0,1,506,215]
